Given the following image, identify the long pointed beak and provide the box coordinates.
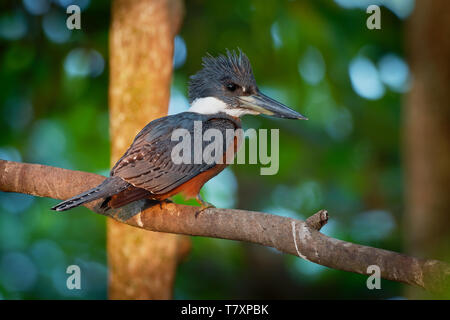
[238,91,308,120]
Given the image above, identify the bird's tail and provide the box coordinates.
[51,176,129,212]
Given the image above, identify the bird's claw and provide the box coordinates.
[159,198,173,209]
[195,195,215,218]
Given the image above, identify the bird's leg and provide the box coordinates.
[159,198,173,209]
[195,194,215,217]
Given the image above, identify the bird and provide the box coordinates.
[51,49,307,212]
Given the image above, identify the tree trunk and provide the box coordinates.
[108,0,187,299]
[405,0,450,298]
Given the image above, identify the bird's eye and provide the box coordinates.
[226,83,238,92]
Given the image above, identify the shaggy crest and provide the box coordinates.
[188,49,256,102]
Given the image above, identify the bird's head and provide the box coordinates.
[188,49,307,119]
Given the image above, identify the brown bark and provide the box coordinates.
[405,0,450,298]
[108,0,185,299]
[1,160,449,295]
[405,1,450,263]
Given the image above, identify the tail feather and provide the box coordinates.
[51,176,129,212]
[108,186,153,208]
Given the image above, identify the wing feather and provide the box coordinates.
[111,112,240,195]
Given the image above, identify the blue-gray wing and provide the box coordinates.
[110,112,240,195]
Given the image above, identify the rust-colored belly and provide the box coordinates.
[161,163,228,200]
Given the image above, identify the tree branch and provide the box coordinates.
[1,159,449,294]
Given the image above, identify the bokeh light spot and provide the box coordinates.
[298,46,326,85]
[378,53,410,92]
[0,252,37,291]
[173,35,187,69]
[22,0,50,15]
[3,97,34,131]
[349,56,385,100]
[270,22,283,49]
[203,168,237,209]
[64,48,105,77]
[168,87,190,115]
[0,10,27,40]
[351,210,396,242]
[325,107,353,141]
[42,10,71,43]
[0,147,22,162]
[27,120,70,168]
[30,240,66,272]
[0,193,34,214]
[334,0,415,19]
[55,0,91,11]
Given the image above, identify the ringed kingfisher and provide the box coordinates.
[52,49,307,212]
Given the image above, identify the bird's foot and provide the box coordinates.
[195,194,215,218]
[159,198,173,209]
